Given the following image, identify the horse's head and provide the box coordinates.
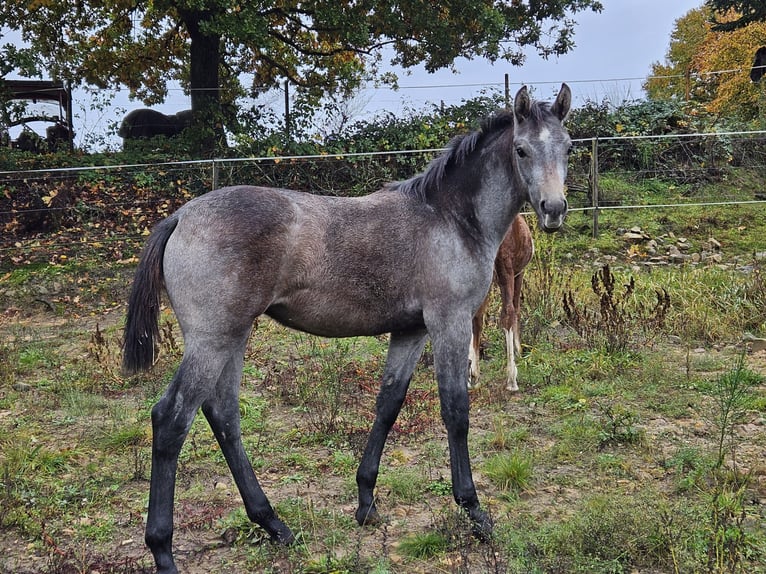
[512,84,571,232]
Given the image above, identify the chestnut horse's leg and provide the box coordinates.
[201,338,294,545]
[468,294,491,387]
[496,263,519,392]
[356,330,428,526]
[496,216,533,392]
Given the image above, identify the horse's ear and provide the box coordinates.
[513,86,531,123]
[552,83,571,122]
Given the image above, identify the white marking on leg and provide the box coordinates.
[504,328,518,392]
[468,336,480,388]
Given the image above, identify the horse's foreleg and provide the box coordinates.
[431,322,492,539]
[145,362,206,574]
[202,353,294,544]
[356,330,428,526]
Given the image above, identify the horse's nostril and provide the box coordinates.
[541,198,567,214]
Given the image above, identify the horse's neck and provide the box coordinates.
[474,156,526,252]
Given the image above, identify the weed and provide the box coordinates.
[379,467,428,504]
[484,450,534,494]
[99,421,150,480]
[290,337,358,435]
[426,477,452,496]
[596,402,644,448]
[159,315,180,356]
[703,354,763,573]
[485,416,529,451]
[0,336,18,385]
[538,491,668,572]
[667,446,710,492]
[708,354,763,468]
[398,531,449,559]
[741,255,766,331]
[563,264,671,353]
[522,227,569,345]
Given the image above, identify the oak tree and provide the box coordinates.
[0,0,602,148]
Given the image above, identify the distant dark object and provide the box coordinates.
[46,122,74,152]
[118,108,193,146]
[9,122,74,153]
[13,129,44,153]
[751,47,766,83]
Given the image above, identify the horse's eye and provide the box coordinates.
[516,146,527,158]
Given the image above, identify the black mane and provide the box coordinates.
[392,111,515,201]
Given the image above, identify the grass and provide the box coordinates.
[1,187,765,572]
[484,451,534,494]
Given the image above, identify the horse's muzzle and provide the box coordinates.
[539,198,568,232]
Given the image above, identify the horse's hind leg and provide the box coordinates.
[201,340,293,544]
[356,330,428,526]
[468,295,490,388]
[145,355,218,574]
[497,263,521,392]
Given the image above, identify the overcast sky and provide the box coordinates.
[366,0,705,113]
[5,0,706,148]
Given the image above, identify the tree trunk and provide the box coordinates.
[180,8,224,152]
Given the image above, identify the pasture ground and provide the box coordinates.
[1,193,766,573]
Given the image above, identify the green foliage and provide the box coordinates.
[398,531,449,559]
[484,451,534,494]
[531,492,671,573]
[596,403,644,448]
[702,355,765,573]
[0,0,601,153]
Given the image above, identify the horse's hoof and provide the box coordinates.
[156,565,178,574]
[469,510,494,542]
[355,505,382,526]
[270,523,296,545]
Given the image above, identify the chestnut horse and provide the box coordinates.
[469,214,533,391]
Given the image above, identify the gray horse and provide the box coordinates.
[123,84,571,574]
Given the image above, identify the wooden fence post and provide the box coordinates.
[212,159,219,191]
[284,80,291,143]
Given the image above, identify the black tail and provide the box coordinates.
[122,215,179,375]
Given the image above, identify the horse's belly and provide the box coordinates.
[265,299,424,338]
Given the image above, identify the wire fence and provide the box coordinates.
[2,130,766,266]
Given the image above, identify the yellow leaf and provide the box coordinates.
[42,189,59,206]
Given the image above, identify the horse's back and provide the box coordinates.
[159,185,439,339]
